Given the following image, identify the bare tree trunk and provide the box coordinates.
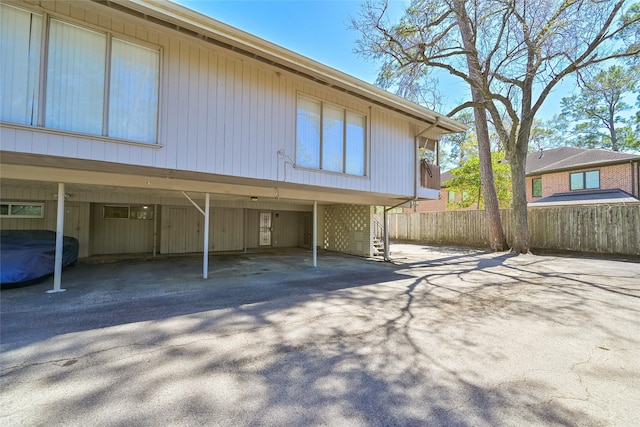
[453,0,507,251]
[609,109,619,151]
[475,104,507,251]
[508,134,530,253]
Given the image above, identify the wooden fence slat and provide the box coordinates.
[376,205,639,256]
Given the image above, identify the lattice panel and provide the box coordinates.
[323,205,373,256]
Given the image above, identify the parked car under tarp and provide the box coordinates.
[1,230,79,287]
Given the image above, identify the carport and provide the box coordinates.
[1,174,323,292]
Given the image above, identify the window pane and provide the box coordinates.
[532,178,542,197]
[585,171,600,189]
[10,204,43,217]
[0,4,41,125]
[570,173,583,190]
[448,191,455,203]
[130,205,154,220]
[104,205,129,219]
[109,39,159,143]
[346,112,365,175]
[322,105,344,173]
[0,204,9,216]
[296,96,321,169]
[46,19,105,135]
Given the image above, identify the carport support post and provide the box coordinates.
[383,208,390,262]
[203,193,210,279]
[48,182,66,293]
[313,201,317,267]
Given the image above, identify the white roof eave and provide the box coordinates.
[119,0,467,134]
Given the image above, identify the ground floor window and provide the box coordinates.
[104,205,154,220]
[532,178,542,197]
[0,202,44,218]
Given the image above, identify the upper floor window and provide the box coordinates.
[296,94,366,176]
[447,190,456,203]
[570,170,600,191]
[532,178,542,197]
[0,4,159,144]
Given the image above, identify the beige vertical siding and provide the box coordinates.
[245,209,307,249]
[91,204,155,255]
[0,197,91,258]
[1,0,431,200]
[211,208,244,252]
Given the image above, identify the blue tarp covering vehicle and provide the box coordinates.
[1,230,79,286]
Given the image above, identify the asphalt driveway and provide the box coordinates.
[1,245,639,426]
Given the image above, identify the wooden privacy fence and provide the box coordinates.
[376,204,640,256]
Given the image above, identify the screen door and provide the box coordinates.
[259,212,272,246]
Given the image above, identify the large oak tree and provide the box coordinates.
[353,0,640,253]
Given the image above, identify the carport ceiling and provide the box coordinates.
[0,179,314,205]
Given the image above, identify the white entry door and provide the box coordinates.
[259,212,272,246]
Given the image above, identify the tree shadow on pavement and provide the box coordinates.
[1,245,638,426]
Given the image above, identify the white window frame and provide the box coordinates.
[0,3,161,145]
[296,93,367,176]
[0,202,45,218]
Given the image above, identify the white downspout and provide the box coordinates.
[48,183,66,293]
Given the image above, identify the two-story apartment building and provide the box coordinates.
[0,0,464,285]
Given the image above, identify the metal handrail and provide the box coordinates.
[372,216,385,240]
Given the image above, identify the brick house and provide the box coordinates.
[405,147,640,212]
[526,148,640,206]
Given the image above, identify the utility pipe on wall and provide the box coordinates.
[48,182,66,293]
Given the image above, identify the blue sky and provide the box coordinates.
[173,0,569,120]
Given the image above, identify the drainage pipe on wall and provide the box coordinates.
[383,199,415,262]
[48,182,66,293]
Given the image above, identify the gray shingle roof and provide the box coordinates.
[528,189,640,207]
[526,147,640,175]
